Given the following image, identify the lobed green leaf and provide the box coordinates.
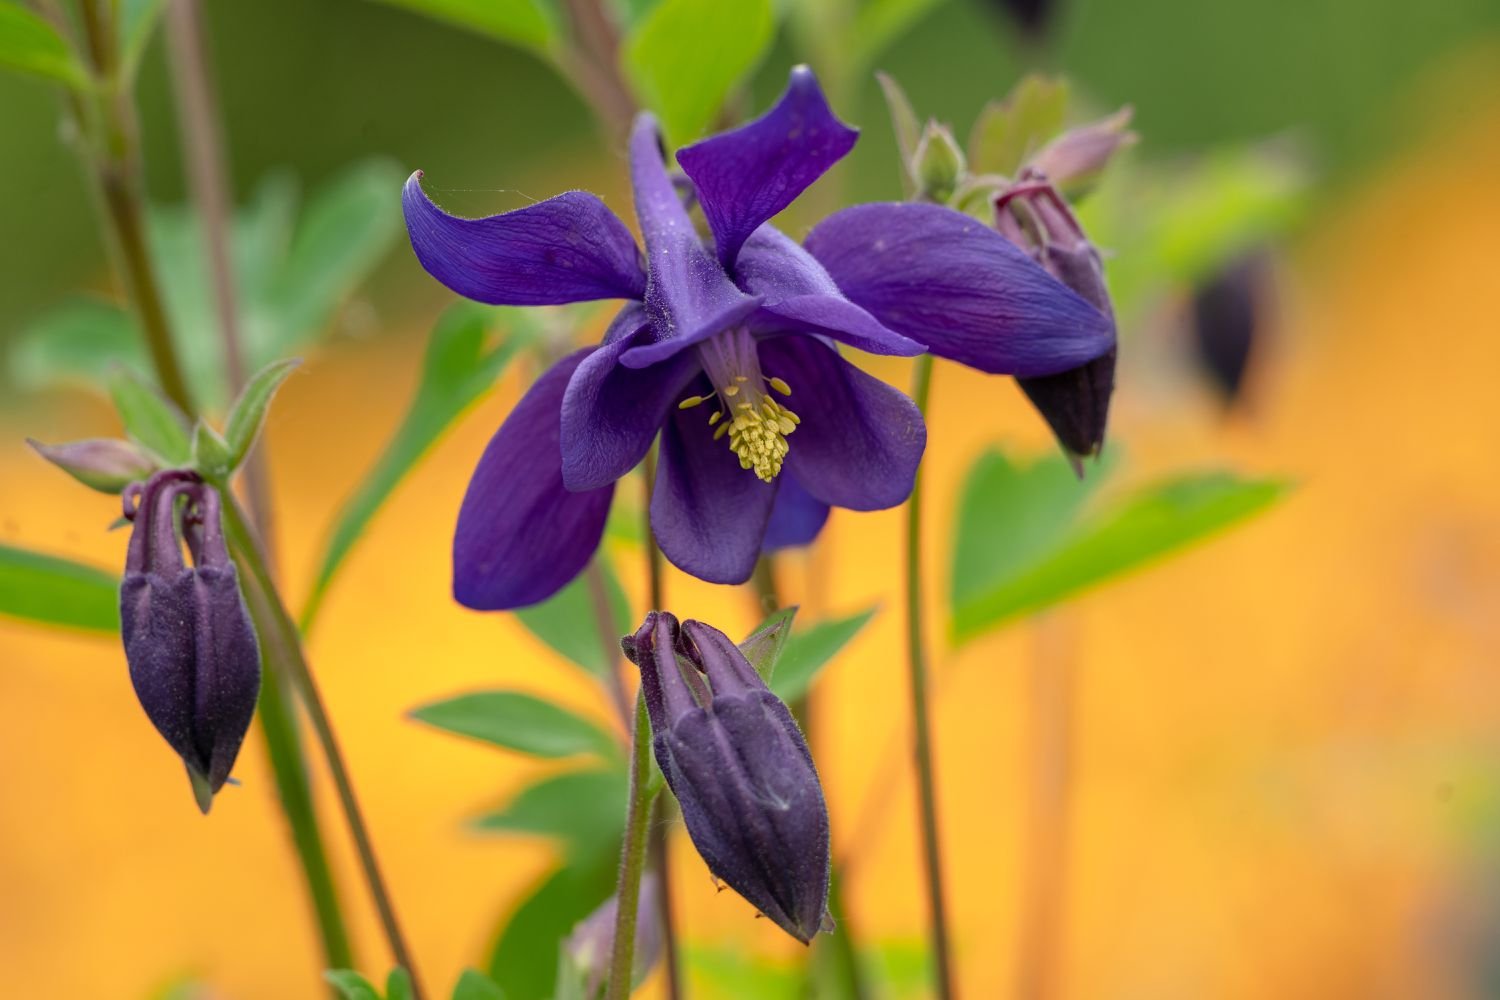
[108,370,192,466]
[769,607,877,704]
[513,558,632,680]
[471,767,625,861]
[0,545,118,633]
[0,2,88,88]
[410,691,619,760]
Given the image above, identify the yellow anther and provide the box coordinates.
[714,422,730,441]
[708,410,722,426]
[678,394,707,410]
[767,376,792,396]
[723,384,740,397]
[734,374,749,383]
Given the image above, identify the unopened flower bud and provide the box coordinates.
[622,612,831,944]
[1029,106,1135,198]
[912,121,966,204]
[994,176,1117,471]
[562,874,662,998]
[1191,251,1270,405]
[28,437,157,494]
[120,470,260,812]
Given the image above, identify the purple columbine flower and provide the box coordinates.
[622,611,831,944]
[804,179,1118,472]
[120,470,261,811]
[403,67,935,608]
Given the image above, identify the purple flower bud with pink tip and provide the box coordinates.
[120,470,260,811]
[622,612,831,944]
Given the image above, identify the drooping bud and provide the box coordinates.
[994,175,1117,472]
[28,437,157,494]
[1029,106,1136,199]
[1190,251,1270,405]
[912,120,966,204]
[622,612,831,944]
[120,470,261,812]
[560,874,662,999]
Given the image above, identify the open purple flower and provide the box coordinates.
[405,67,933,608]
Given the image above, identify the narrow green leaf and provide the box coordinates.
[952,471,1289,642]
[967,75,1070,178]
[487,854,618,1000]
[224,358,300,469]
[875,71,921,195]
[738,606,797,684]
[119,0,168,78]
[453,969,506,1000]
[471,768,625,861]
[0,2,88,88]
[411,691,618,760]
[368,0,558,52]
[622,0,775,144]
[386,969,414,1000]
[190,421,232,481]
[0,545,118,633]
[109,369,192,465]
[769,608,877,704]
[302,303,524,629]
[513,558,631,679]
[324,971,381,1000]
[950,449,1113,616]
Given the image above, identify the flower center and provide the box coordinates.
[679,327,800,483]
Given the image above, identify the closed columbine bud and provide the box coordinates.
[994,172,1117,473]
[1028,107,1135,199]
[27,437,157,494]
[561,874,662,999]
[121,470,261,812]
[912,120,966,204]
[622,612,831,944]
[1190,250,1269,406]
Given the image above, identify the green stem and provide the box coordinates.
[606,693,658,1000]
[904,354,956,1000]
[221,496,428,1000]
[255,649,356,970]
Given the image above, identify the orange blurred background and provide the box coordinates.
[3,2,1500,998]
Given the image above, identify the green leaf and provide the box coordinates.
[452,969,506,1000]
[875,71,921,195]
[0,545,118,633]
[950,450,1112,617]
[769,607,877,704]
[108,370,192,465]
[368,0,558,51]
[411,691,618,760]
[119,0,168,78]
[967,75,1070,178]
[472,768,625,862]
[386,969,414,1000]
[951,462,1289,643]
[224,358,300,470]
[10,297,143,390]
[739,606,796,685]
[301,303,524,629]
[514,558,632,679]
[0,2,88,88]
[487,854,618,1000]
[190,421,231,481]
[324,971,381,1000]
[622,0,775,144]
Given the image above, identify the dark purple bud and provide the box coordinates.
[1190,251,1270,405]
[622,612,831,944]
[994,176,1117,472]
[120,471,260,812]
[984,0,1061,39]
[28,437,157,494]
[563,873,662,997]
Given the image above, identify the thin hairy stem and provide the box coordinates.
[605,693,658,1000]
[905,354,956,999]
[221,496,427,1000]
[584,560,632,726]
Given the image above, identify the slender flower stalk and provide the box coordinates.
[606,693,659,1000]
[904,354,956,1000]
[219,496,427,999]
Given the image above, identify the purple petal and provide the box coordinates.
[762,473,830,552]
[760,336,925,511]
[403,172,646,305]
[560,304,702,491]
[453,351,614,610]
[805,202,1115,376]
[734,227,923,357]
[623,115,759,370]
[650,404,776,584]
[677,65,857,267]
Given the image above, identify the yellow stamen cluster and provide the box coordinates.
[679,376,799,482]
